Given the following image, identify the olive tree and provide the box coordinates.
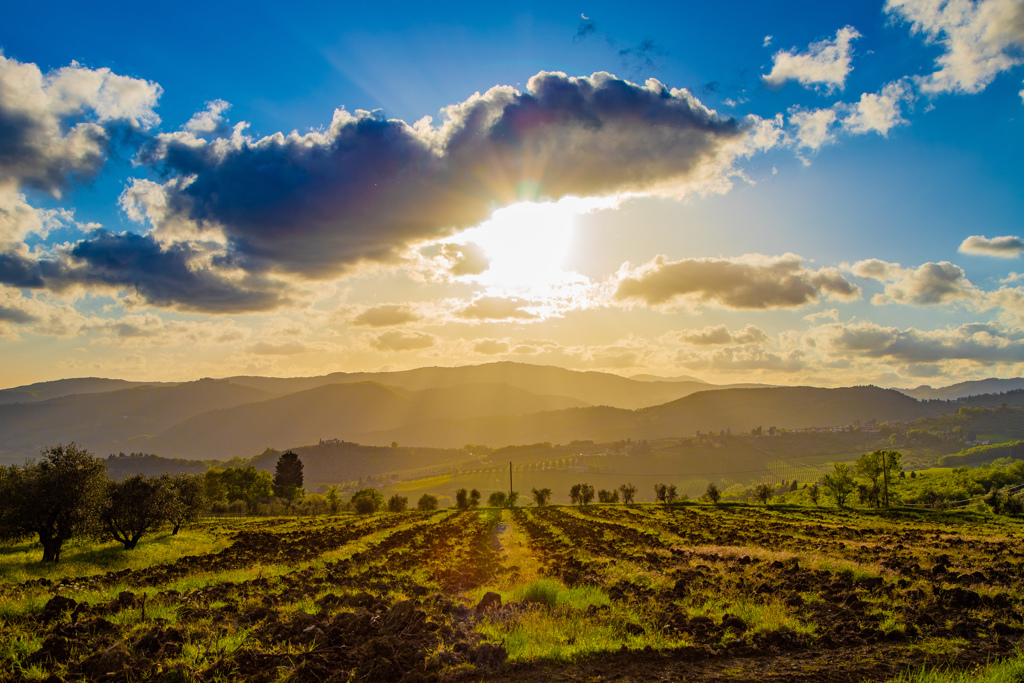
[531,487,552,506]
[618,483,637,505]
[99,474,175,550]
[165,474,207,534]
[0,444,107,563]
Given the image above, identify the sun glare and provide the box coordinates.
[450,197,617,297]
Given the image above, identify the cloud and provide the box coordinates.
[613,253,860,309]
[370,330,436,351]
[675,324,769,345]
[843,80,914,136]
[886,0,1024,94]
[247,341,310,356]
[763,35,773,47]
[131,71,752,284]
[351,304,421,327]
[184,99,231,136]
[440,242,490,276]
[762,26,862,93]
[457,296,538,321]
[789,80,914,151]
[473,338,510,354]
[0,51,159,197]
[678,346,806,373]
[959,234,1024,257]
[0,230,284,313]
[810,320,1024,364]
[849,258,980,305]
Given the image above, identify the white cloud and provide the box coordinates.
[842,80,914,136]
[762,26,862,92]
[959,234,1024,257]
[886,0,1024,94]
[184,99,231,135]
[789,107,839,150]
[850,258,980,305]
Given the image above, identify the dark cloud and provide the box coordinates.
[574,16,597,41]
[133,71,745,284]
[0,231,283,313]
[351,304,420,327]
[0,303,37,324]
[615,253,859,309]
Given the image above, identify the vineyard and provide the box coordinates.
[3,504,1024,681]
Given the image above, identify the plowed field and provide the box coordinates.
[3,504,1024,682]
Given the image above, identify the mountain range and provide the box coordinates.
[0,362,1018,464]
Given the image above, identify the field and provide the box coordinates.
[3,504,1024,682]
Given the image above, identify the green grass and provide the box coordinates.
[890,651,1024,683]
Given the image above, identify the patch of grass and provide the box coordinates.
[890,651,1024,683]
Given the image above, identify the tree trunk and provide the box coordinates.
[40,537,62,563]
[172,521,181,535]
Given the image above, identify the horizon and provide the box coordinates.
[2,1,1024,389]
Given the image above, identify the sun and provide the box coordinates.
[449,197,615,297]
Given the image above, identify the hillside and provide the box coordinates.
[224,362,748,410]
[0,377,173,405]
[0,379,272,463]
[130,382,592,460]
[899,377,1024,400]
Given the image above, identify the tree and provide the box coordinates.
[455,488,470,510]
[164,474,207,534]
[387,494,408,512]
[417,494,438,511]
[618,483,637,505]
[0,444,107,563]
[702,482,721,504]
[854,450,902,508]
[351,488,384,514]
[806,482,821,506]
[205,466,273,506]
[99,475,175,550]
[753,483,773,505]
[570,483,595,505]
[655,483,679,504]
[823,463,857,508]
[469,489,481,508]
[488,491,507,507]
[325,486,341,513]
[273,451,304,500]
[598,489,619,504]
[531,487,552,506]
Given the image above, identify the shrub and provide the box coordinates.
[351,488,384,514]
[387,494,408,512]
[618,483,637,505]
[417,494,438,511]
[702,482,721,504]
[569,483,595,505]
[227,500,248,515]
[531,488,552,506]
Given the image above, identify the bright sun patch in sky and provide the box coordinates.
[452,196,619,297]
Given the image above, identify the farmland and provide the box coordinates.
[3,504,1024,682]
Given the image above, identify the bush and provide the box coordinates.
[227,500,247,515]
[531,488,552,506]
[618,483,637,505]
[417,494,438,511]
[351,488,384,514]
[387,494,408,512]
[702,482,721,504]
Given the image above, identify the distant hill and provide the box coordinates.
[225,362,740,410]
[0,379,272,463]
[629,373,708,383]
[898,378,1024,401]
[357,385,939,449]
[129,381,591,460]
[0,377,173,405]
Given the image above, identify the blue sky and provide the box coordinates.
[1,0,1023,388]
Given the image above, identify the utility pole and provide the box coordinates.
[509,461,513,499]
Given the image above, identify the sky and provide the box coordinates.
[1,0,1024,389]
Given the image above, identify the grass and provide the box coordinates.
[890,651,1024,683]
